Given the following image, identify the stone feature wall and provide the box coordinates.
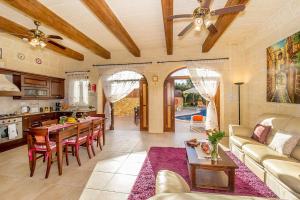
[114,97,139,116]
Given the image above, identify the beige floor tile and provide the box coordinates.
[79,188,102,200]
[85,171,114,190]
[96,191,129,200]
[33,184,81,200]
[104,174,137,193]
[57,168,92,187]
[93,160,122,173]
[0,175,23,193]
[126,151,147,163]
[117,161,143,176]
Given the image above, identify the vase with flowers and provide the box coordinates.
[207,130,225,161]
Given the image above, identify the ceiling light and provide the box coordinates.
[194,17,203,31]
[39,41,46,48]
[205,20,212,28]
[29,38,39,47]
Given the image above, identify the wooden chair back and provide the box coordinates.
[92,118,103,133]
[76,121,92,141]
[28,128,51,151]
[41,119,58,126]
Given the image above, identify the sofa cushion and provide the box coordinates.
[155,170,190,194]
[242,144,288,163]
[251,124,272,144]
[268,130,300,156]
[229,125,252,137]
[263,159,300,194]
[284,117,300,161]
[230,136,260,148]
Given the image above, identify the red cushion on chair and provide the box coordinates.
[34,141,56,151]
[192,115,204,121]
[65,135,87,144]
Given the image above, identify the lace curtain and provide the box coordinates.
[66,72,89,107]
[101,71,142,129]
[186,62,221,130]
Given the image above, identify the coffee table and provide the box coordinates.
[185,141,238,191]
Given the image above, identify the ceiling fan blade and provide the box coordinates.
[168,14,193,20]
[210,4,246,16]
[47,40,66,49]
[178,22,194,37]
[47,35,63,40]
[202,0,212,9]
[207,23,218,34]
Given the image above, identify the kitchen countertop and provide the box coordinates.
[0,110,97,120]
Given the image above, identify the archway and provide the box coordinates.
[163,67,220,132]
[102,70,148,131]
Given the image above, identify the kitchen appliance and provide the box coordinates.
[21,105,30,113]
[55,102,61,111]
[0,74,21,96]
[0,117,23,143]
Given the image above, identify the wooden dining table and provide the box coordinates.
[44,116,104,175]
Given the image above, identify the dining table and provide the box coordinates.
[45,116,104,175]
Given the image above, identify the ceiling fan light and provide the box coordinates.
[39,41,46,48]
[29,38,39,47]
[205,20,212,28]
[194,17,203,31]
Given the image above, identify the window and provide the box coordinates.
[67,72,89,106]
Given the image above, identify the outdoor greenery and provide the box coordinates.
[175,79,205,107]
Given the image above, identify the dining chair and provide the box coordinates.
[64,121,93,166]
[91,118,104,155]
[27,127,57,178]
[90,114,106,145]
[41,119,58,126]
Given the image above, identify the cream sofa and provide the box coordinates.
[149,170,272,200]
[229,113,300,200]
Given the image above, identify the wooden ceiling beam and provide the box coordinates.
[202,0,249,53]
[161,0,173,55]
[4,0,110,59]
[82,0,140,57]
[0,16,84,61]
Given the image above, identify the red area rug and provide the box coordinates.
[128,147,277,200]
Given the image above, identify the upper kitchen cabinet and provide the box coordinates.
[9,70,64,100]
[50,78,64,99]
[21,74,49,88]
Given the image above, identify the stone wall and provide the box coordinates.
[114,97,139,116]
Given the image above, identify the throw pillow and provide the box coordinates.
[251,124,271,144]
[269,130,300,156]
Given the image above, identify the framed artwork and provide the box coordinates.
[0,48,2,59]
[267,31,300,104]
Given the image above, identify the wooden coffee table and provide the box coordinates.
[185,142,238,191]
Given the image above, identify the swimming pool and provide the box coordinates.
[175,108,207,121]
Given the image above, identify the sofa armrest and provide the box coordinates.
[155,170,190,194]
[229,124,252,137]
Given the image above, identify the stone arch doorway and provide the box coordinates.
[102,70,149,131]
[163,67,220,132]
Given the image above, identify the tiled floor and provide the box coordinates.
[0,121,216,200]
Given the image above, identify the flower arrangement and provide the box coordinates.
[207,130,225,161]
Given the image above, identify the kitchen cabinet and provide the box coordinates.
[50,78,64,99]
[22,74,49,88]
[12,72,64,100]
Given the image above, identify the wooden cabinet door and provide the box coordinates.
[164,78,175,132]
[50,79,64,99]
[139,78,148,131]
[22,74,49,88]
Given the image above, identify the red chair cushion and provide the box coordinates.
[192,115,204,121]
[65,135,87,144]
[34,141,56,151]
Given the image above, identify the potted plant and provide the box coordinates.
[207,130,225,161]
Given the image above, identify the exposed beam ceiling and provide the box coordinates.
[161,0,173,55]
[3,0,110,59]
[202,0,249,53]
[0,16,84,61]
[82,0,140,57]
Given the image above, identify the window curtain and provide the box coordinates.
[186,62,221,130]
[66,72,89,107]
[101,71,142,129]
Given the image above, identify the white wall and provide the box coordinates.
[243,1,300,127]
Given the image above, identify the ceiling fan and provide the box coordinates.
[9,20,64,49]
[168,0,246,37]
